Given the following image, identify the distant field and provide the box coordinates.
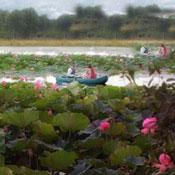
[0,39,175,47]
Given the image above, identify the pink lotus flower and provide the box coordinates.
[20,76,28,82]
[1,80,7,87]
[153,153,174,174]
[34,80,43,90]
[141,117,158,135]
[51,83,59,91]
[98,120,110,132]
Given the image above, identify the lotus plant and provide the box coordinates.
[34,80,43,90]
[19,76,28,82]
[153,153,174,174]
[98,120,110,132]
[141,117,158,135]
[1,80,7,87]
[51,83,59,91]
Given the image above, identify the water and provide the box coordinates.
[0,46,135,57]
[1,71,175,87]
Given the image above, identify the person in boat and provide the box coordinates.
[84,64,97,79]
[140,46,149,56]
[158,44,169,58]
[67,65,76,77]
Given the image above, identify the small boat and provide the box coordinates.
[56,75,108,86]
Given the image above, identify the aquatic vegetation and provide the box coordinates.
[0,81,174,174]
[0,54,175,77]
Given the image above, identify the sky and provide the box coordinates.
[0,0,174,18]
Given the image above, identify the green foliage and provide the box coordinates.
[33,121,58,142]
[0,155,4,166]
[96,86,126,100]
[2,110,39,128]
[40,150,78,171]
[34,90,70,112]
[0,82,174,174]
[110,145,142,165]
[53,112,90,132]
[0,129,5,154]
[0,5,174,39]
[8,166,49,175]
[0,54,174,76]
[0,167,13,175]
[107,123,127,137]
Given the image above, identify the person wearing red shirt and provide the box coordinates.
[159,44,169,57]
[84,64,97,79]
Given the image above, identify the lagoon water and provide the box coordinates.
[0,46,135,57]
[1,71,175,87]
[0,46,174,87]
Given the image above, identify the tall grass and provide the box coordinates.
[0,39,175,47]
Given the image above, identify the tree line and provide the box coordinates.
[0,5,174,39]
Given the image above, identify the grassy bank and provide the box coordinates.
[0,39,175,47]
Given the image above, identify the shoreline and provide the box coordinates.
[0,39,174,47]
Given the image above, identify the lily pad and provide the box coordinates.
[40,150,78,171]
[2,110,39,128]
[53,112,90,132]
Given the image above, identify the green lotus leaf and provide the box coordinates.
[72,95,99,118]
[96,86,126,100]
[40,150,78,171]
[53,112,90,132]
[33,121,58,142]
[0,155,4,166]
[103,141,125,156]
[110,145,142,166]
[78,138,105,155]
[107,123,126,137]
[7,139,28,151]
[39,111,53,124]
[8,165,49,175]
[2,110,39,128]
[10,83,36,107]
[0,129,5,154]
[34,91,70,112]
[0,167,13,175]
[108,99,126,112]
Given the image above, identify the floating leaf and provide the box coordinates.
[40,150,78,171]
[0,167,13,175]
[6,139,28,151]
[8,165,49,175]
[107,123,126,137]
[33,121,58,142]
[80,138,105,150]
[34,91,70,112]
[96,86,125,100]
[103,141,123,155]
[2,110,39,128]
[53,112,90,132]
[110,145,142,165]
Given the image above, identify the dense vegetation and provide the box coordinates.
[0,79,175,174]
[0,5,175,39]
[0,54,175,78]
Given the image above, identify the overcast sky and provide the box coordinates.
[0,0,174,18]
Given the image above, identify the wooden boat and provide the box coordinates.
[56,75,108,86]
